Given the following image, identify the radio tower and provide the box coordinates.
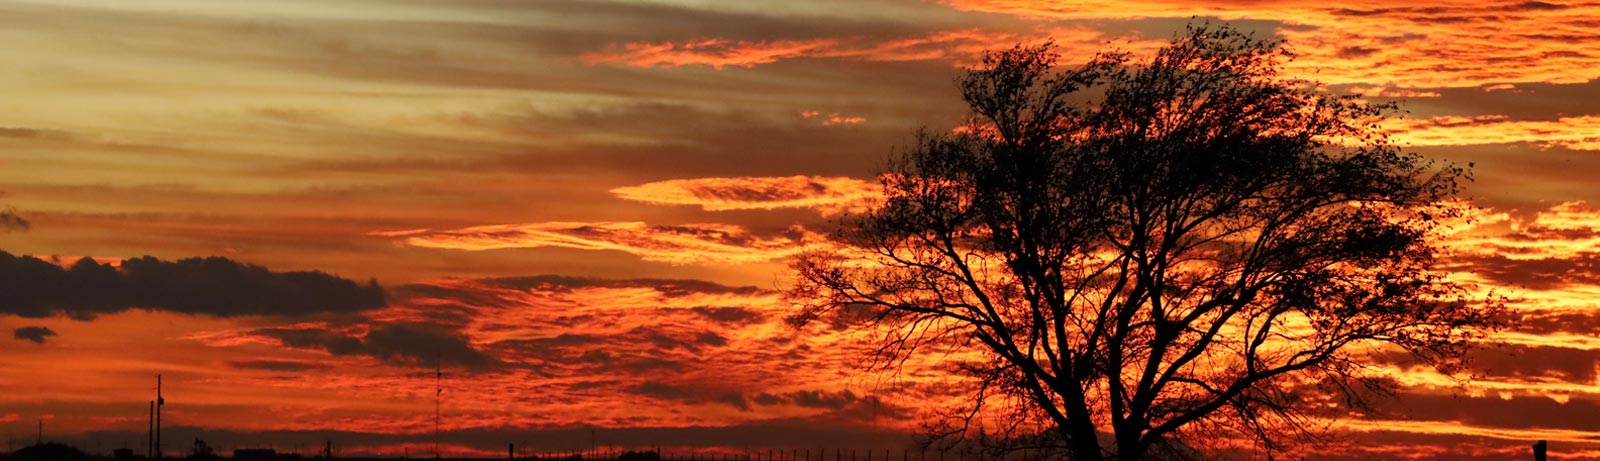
[155,374,164,460]
[434,352,442,460]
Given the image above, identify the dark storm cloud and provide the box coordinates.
[255,323,499,371]
[12,326,55,344]
[0,250,385,319]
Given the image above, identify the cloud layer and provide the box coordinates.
[940,0,1600,88]
[378,222,814,265]
[2,1,1599,460]
[0,250,385,319]
[610,176,881,214]
[580,29,1041,69]
[12,326,55,344]
[1387,115,1600,151]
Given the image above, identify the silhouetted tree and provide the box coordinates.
[617,451,662,461]
[11,442,88,461]
[789,24,1503,461]
[187,438,220,461]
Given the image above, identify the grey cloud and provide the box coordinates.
[255,323,498,371]
[636,382,697,401]
[0,250,386,319]
[792,390,859,410]
[692,306,766,324]
[12,326,55,344]
[713,392,750,411]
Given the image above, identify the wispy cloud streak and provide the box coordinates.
[611,176,881,214]
[376,222,814,265]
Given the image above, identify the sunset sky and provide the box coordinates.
[3,1,1600,459]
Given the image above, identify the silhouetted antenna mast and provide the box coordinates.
[155,374,164,460]
[435,351,442,460]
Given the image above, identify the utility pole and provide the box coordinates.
[148,401,154,459]
[36,419,42,445]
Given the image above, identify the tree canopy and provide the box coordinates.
[789,24,1502,461]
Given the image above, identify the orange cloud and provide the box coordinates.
[1440,201,1600,282]
[801,111,867,126]
[586,3,1600,89]
[580,38,839,69]
[375,222,814,265]
[1348,86,1442,98]
[941,0,1600,88]
[824,115,865,125]
[1385,115,1600,151]
[582,28,1078,69]
[610,175,882,214]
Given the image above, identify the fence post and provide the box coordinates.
[1533,440,1547,461]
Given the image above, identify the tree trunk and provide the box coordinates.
[1061,422,1103,461]
[1112,434,1144,461]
